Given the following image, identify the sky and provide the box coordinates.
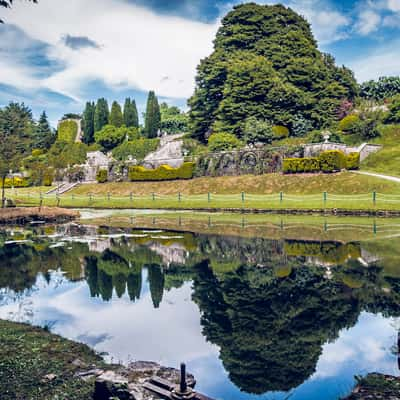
[1,0,400,126]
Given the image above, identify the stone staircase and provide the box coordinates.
[143,133,184,168]
[46,182,80,195]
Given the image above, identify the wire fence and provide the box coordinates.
[9,190,400,209]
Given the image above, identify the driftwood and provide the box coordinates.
[0,207,79,224]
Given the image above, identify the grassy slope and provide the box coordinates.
[0,319,103,400]
[9,172,400,211]
[68,172,400,195]
[361,124,400,177]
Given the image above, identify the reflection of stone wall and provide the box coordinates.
[195,148,287,177]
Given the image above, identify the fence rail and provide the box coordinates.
[8,190,400,210]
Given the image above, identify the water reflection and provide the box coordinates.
[0,223,399,399]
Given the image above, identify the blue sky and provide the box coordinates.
[1,0,400,126]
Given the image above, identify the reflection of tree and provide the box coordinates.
[147,264,165,308]
[192,261,400,395]
[127,267,142,302]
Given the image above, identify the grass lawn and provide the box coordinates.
[8,172,400,212]
[361,124,400,177]
[0,319,103,400]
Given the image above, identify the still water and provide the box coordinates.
[0,213,399,399]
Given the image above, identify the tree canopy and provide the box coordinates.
[109,101,124,128]
[360,76,400,101]
[123,98,139,128]
[188,3,358,141]
[94,98,109,132]
[82,101,95,144]
[144,91,161,138]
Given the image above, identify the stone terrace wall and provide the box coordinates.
[195,148,289,177]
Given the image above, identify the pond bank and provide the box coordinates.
[0,319,193,400]
[0,207,79,224]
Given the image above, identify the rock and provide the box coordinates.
[94,370,135,400]
[41,373,57,382]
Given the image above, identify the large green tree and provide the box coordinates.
[188,3,358,141]
[82,101,95,144]
[109,101,124,127]
[144,91,161,138]
[160,102,188,134]
[94,98,109,132]
[123,98,139,128]
[33,111,54,150]
[0,102,35,206]
[360,76,400,101]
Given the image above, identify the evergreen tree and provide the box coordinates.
[109,100,124,127]
[34,111,54,150]
[144,91,161,138]
[188,3,358,141]
[82,101,95,144]
[147,264,164,308]
[94,98,109,132]
[123,98,139,128]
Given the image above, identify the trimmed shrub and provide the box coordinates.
[96,169,108,183]
[58,120,78,142]
[319,150,347,172]
[31,149,44,157]
[346,152,360,170]
[3,177,31,188]
[283,157,320,173]
[208,133,242,152]
[129,162,194,181]
[338,114,359,133]
[272,125,290,139]
[43,170,54,186]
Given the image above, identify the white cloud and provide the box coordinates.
[349,40,400,82]
[387,0,400,12]
[355,9,381,35]
[2,0,219,102]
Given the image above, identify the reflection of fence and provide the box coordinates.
[10,191,400,212]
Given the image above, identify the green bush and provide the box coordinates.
[43,170,54,186]
[208,133,242,152]
[272,125,290,139]
[346,152,360,170]
[283,157,320,173]
[31,149,44,157]
[338,114,359,133]
[96,169,108,183]
[112,138,159,161]
[319,150,347,172]
[57,120,78,142]
[129,162,194,181]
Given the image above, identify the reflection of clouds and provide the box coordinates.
[38,281,219,367]
[313,312,398,380]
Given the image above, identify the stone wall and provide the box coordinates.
[303,142,382,161]
[195,148,288,177]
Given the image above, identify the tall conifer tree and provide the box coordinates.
[34,111,54,149]
[82,101,95,144]
[144,91,160,138]
[109,101,124,127]
[123,98,139,128]
[94,98,109,132]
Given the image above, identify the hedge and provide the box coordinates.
[112,138,159,161]
[283,150,358,174]
[2,177,31,188]
[129,162,194,181]
[58,120,78,143]
[283,157,320,173]
[96,169,108,183]
[346,152,360,170]
[319,150,347,172]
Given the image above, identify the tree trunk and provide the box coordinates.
[1,175,5,208]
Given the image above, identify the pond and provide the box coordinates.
[0,212,399,400]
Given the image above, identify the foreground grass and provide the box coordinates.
[0,319,103,400]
